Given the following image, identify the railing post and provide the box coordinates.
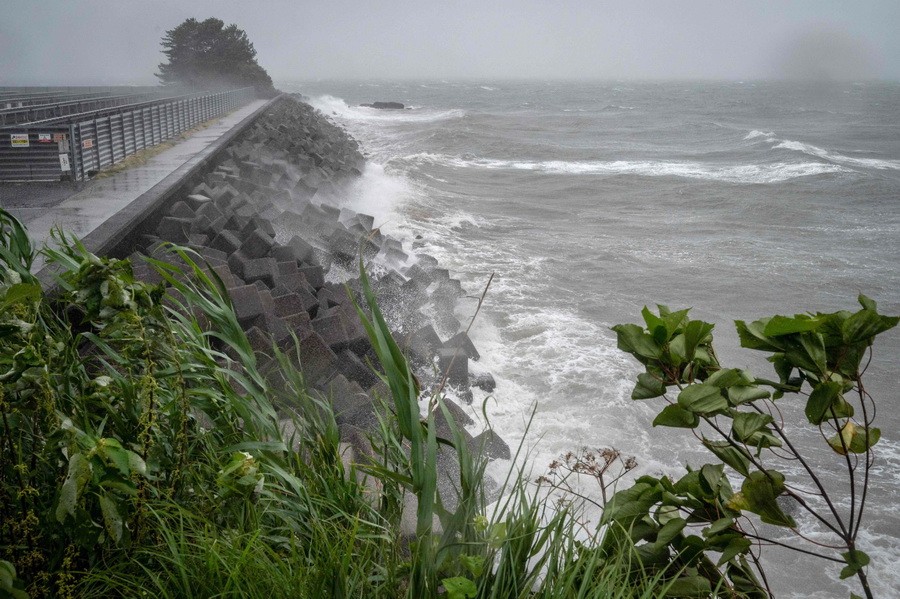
[68,123,78,181]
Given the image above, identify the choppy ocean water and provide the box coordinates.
[284,80,900,597]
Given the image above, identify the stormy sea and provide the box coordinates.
[285,80,900,597]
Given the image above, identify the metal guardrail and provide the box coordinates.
[0,86,164,105]
[0,92,174,126]
[14,90,214,128]
[0,87,256,182]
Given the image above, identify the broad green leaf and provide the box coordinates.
[736,319,782,352]
[678,384,728,414]
[682,319,714,363]
[770,354,793,384]
[642,306,668,343]
[732,412,774,443]
[655,517,686,546]
[857,294,877,311]
[632,372,666,399]
[56,453,91,523]
[603,482,664,523]
[672,470,703,497]
[702,439,751,477]
[98,494,123,543]
[839,550,870,580]
[728,385,770,404]
[717,536,752,565]
[828,422,881,455]
[799,332,827,374]
[653,404,699,428]
[99,440,131,476]
[0,282,40,310]
[842,307,899,345]
[805,381,842,425]
[668,333,687,365]
[729,470,796,528]
[706,368,747,389]
[664,575,712,597]
[611,323,662,360]
[442,577,477,599]
[459,554,485,578]
[703,517,735,537]
[700,463,726,494]
[661,308,691,337]
[764,314,820,336]
[830,395,855,419]
[126,451,147,476]
[0,559,27,599]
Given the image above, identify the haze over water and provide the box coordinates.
[286,79,900,597]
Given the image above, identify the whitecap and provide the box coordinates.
[744,129,776,141]
[774,139,900,170]
[306,95,465,124]
[399,153,850,184]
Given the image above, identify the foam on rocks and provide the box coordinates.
[127,95,503,511]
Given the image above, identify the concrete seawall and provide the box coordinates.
[35,94,509,493]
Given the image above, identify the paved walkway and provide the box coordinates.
[2,99,267,261]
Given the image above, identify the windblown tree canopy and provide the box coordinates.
[156,17,274,94]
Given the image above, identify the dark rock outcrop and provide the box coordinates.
[360,101,405,110]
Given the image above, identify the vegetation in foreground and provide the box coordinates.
[0,206,894,598]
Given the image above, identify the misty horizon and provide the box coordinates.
[2,1,900,86]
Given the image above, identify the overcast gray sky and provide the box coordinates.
[2,1,898,84]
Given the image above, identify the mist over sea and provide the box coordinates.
[285,80,900,597]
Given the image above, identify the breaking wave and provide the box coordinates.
[308,95,465,124]
[744,129,776,141]
[743,129,900,170]
[400,153,849,184]
[774,139,900,170]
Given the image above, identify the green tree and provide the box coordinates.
[156,17,274,94]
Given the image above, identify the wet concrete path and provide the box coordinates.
[0,99,267,260]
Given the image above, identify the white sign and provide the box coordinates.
[37,133,52,143]
[10,133,29,147]
[59,153,71,172]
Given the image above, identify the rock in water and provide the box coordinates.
[360,102,405,110]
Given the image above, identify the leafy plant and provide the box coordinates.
[0,205,774,598]
[610,300,897,598]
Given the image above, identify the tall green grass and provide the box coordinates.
[0,208,686,598]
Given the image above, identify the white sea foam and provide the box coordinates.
[744,129,776,141]
[774,139,900,170]
[743,129,900,170]
[316,162,416,236]
[480,85,498,91]
[401,152,849,183]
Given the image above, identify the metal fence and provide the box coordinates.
[0,87,256,182]
[0,91,177,127]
